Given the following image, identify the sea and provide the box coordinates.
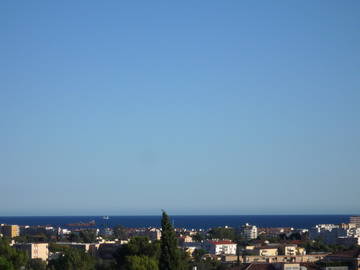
[0,215,352,230]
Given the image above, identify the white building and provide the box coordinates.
[309,224,360,246]
[347,227,360,237]
[58,228,72,236]
[241,223,258,240]
[205,240,237,255]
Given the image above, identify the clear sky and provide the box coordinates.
[1,1,359,216]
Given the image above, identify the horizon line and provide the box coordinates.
[0,213,358,217]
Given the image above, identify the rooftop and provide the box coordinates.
[326,248,360,258]
[209,240,235,245]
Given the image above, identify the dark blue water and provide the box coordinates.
[0,215,351,229]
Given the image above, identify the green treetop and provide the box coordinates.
[159,211,186,270]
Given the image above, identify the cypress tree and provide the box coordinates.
[159,211,181,270]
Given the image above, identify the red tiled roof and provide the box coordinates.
[288,240,303,245]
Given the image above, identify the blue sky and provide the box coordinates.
[0,1,359,215]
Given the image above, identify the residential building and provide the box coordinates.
[179,235,194,245]
[282,263,301,270]
[14,243,49,261]
[1,225,20,238]
[229,263,277,270]
[350,217,360,228]
[205,240,237,255]
[58,228,72,236]
[340,224,357,230]
[242,223,258,240]
[284,245,306,256]
[128,228,161,241]
[249,247,279,257]
[228,253,329,264]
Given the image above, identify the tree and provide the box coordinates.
[68,230,97,243]
[28,258,47,270]
[192,249,207,263]
[126,237,160,259]
[192,233,206,242]
[125,255,159,270]
[113,225,129,240]
[0,256,14,270]
[47,247,96,270]
[79,230,97,243]
[191,256,225,270]
[114,236,160,270]
[208,227,235,241]
[0,238,28,269]
[159,211,185,270]
[68,233,81,243]
[95,258,117,270]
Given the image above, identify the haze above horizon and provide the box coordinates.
[1,1,359,216]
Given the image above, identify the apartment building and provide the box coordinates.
[205,240,237,255]
[1,225,20,238]
[350,217,360,227]
[284,245,306,256]
[223,253,330,264]
[242,223,258,240]
[14,243,49,261]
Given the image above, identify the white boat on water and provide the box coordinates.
[102,216,110,220]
